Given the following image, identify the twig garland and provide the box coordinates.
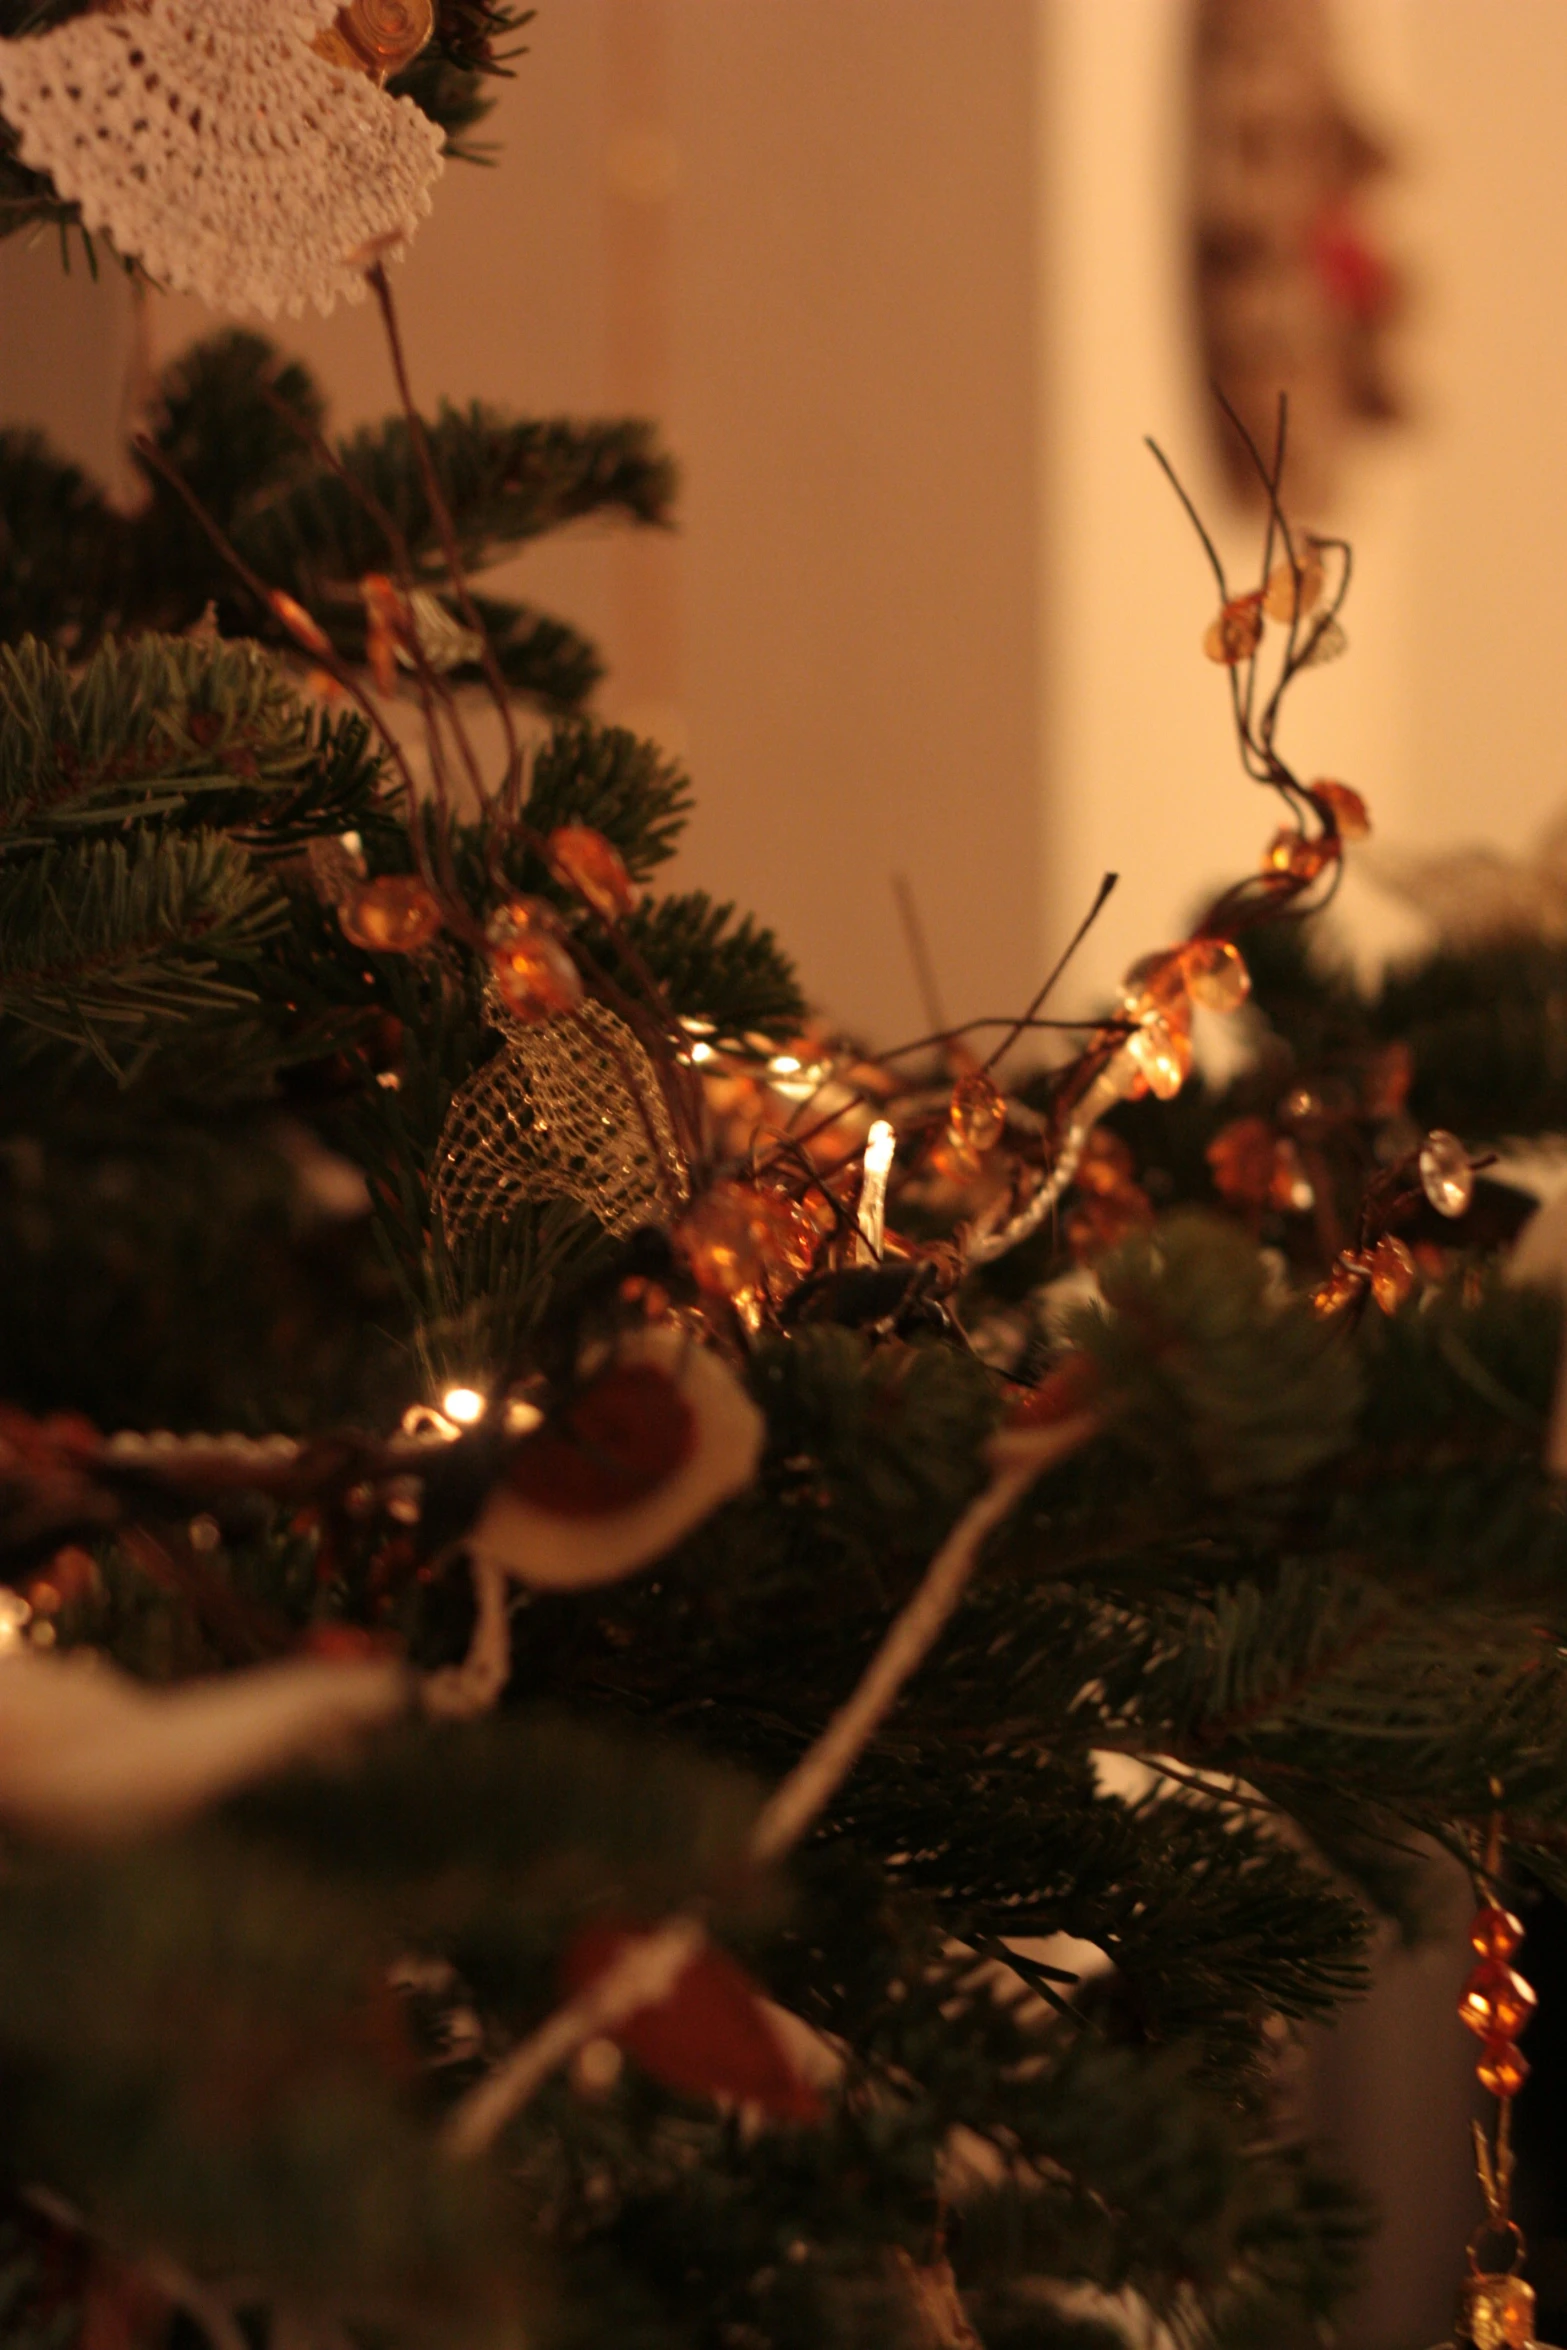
[441,1913,707,2158]
[440,1408,1098,2158]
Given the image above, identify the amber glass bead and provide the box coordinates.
[1263,542,1325,623]
[1181,936,1251,1014]
[1102,1042,1149,1103]
[1301,616,1348,667]
[1280,1087,1320,1128]
[36,1544,98,1609]
[1264,828,1340,883]
[1458,1958,1536,2042]
[339,874,443,953]
[360,571,404,624]
[1078,1128,1138,1198]
[756,1189,818,1281]
[1368,1233,1417,1314]
[548,824,636,922]
[948,1072,1006,1154]
[1067,1189,1152,1265]
[1471,1902,1525,1961]
[677,1180,771,1300]
[485,898,583,1021]
[925,1132,984,1182]
[1477,2041,1532,2099]
[360,571,408,693]
[269,588,333,659]
[1207,1116,1277,1209]
[1119,950,1191,1029]
[1312,1259,1367,1317]
[365,612,397,693]
[1312,780,1371,840]
[1269,1138,1315,1214]
[1203,594,1264,665]
[1126,1013,1192,1102]
[1463,2269,1538,2350]
[320,0,434,74]
[1362,1040,1413,1120]
[1420,1129,1475,1220]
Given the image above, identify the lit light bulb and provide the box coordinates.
[442,1386,486,1426]
[769,1054,802,1076]
[689,1040,714,1065]
[857,1119,897,1260]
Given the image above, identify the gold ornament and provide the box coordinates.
[314,0,435,80]
[435,999,690,1244]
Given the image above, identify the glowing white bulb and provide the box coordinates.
[442,1386,486,1426]
[768,1054,802,1076]
[863,1119,896,1178]
[689,1040,714,1065]
[856,1119,897,1260]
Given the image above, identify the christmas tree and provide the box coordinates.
[1,8,1565,2349]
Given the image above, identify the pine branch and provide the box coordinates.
[1065,1213,1364,1495]
[0,335,676,716]
[0,831,284,1076]
[617,892,806,1042]
[0,1710,767,2334]
[0,634,390,850]
[519,718,693,879]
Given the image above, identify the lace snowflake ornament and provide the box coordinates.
[0,0,445,318]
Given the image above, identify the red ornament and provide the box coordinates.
[562,1920,824,2123]
[507,1365,697,1518]
[1310,204,1398,324]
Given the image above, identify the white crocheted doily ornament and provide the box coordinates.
[0,0,445,319]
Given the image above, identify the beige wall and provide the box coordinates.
[4,4,1567,1035]
[1,1,1043,1048]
